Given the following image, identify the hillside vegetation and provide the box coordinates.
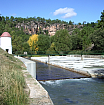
[0,10,104,55]
[0,48,28,105]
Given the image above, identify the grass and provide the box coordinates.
[26,74,32,78]
[0,48,28,105]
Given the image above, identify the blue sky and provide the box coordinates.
[0,0,104,24]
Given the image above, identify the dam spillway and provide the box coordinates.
[35,61,89,81]
[31,56,104,78]
[31,56,104,105]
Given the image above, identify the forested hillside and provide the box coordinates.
[0,10,104,55]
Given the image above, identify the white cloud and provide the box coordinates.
[53,7,77,18]
[62,12,77,18]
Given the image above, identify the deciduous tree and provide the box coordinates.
[28,34,38,52]
[90,28,104,50]
[49,29,72,54]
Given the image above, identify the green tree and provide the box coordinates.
[78,22,81,25]
[71,26,94,51]
[80,26,93,50]
[46,42,57,54]
[0,15,2,21]
[12,35,23,54]
[22,42,30,53]
[46,18,51,24]
[55,42,70,54]
[0,23,4,35]
[10,16,15,22]
[71,34,82,50]
[83,21,86,26]
[90,28,104,50]
[37,35,51,54]
[98,10,104,28]
[37,17,41,22]
[50,29,72,54]
[69,20,73,25]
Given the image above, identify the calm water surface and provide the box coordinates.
[36,61,87,81]
[35,61,104,105]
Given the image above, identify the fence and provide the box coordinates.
[14,50,104,57]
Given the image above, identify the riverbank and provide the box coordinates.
[0,48,28,105]
[0,46,53,105]
[22,70,54,105]
[31,55,104,78]
[16,56,54,105]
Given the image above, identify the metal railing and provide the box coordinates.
[14,50,104,57]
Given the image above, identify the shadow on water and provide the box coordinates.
[35,61,89,81]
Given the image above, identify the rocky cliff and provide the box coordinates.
[15,21,83,36]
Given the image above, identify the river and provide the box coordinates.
[35,61,104,105]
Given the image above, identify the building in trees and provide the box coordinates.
[0,32,12,54]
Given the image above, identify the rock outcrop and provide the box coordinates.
[15,21,83,36]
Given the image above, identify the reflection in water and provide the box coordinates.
[36,61,87,81]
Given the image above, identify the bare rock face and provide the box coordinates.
[15,21,83,36]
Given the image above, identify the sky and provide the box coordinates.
[0,0,104,24]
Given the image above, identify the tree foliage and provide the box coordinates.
[48,29,72,54]
[28,34,38,52]
[37,35,50,54]
[90,28,104,50]
[0,9,104,55]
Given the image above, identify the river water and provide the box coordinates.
[36,61,87,81]
[35,61,104,105]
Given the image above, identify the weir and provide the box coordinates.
[35,60,89,81]
[31,56,104,78]
[16,56,104,105]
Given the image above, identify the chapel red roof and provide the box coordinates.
[0,32,11,37]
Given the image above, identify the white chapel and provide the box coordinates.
[0,32,12,54]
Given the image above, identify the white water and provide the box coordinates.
[40,78,104,105]
[32,56,104,76]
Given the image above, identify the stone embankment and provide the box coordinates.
[31,55,104,78]
[15,56,54,105]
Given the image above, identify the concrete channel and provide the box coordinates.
[15,55,104,104]
[31,55,104,78]
[15,56,54,105]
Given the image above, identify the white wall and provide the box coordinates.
[1,37,12,46]
[0,37,12,54]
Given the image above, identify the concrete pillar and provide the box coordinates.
[26,61,36,78]
[48,55,50,63]
[31,62,36,78]
[81,55,84,60]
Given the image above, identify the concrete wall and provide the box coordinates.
[16,56,54,104]
[16,57,36,78]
